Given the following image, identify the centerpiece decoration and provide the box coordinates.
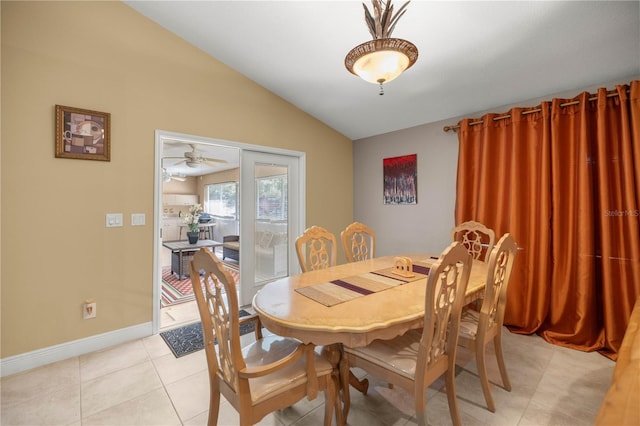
[182,203,203,244]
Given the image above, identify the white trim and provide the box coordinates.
[0,322,152,377]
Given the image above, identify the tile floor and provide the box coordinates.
[1,308,615,426]
[160,299,203,331]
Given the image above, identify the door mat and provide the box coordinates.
[160,309,253,358]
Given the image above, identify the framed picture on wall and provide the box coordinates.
[383,154,417,205]
[55,105,111,161]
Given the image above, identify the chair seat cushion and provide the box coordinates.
[459,309,480,338]
[243,335,333,404]
[344,329,422,380]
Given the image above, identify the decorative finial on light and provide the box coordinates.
[345,0,418,94]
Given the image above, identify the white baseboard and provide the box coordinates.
[0,322,153,378]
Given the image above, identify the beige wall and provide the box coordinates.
[1,1,352,358]
[163,178,198,197]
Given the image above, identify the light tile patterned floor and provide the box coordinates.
[160,299,203,330]
[1,313,614,426]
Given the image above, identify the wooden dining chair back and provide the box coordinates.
[339,242,472,426]
[189,248,337,426]
[458,233,517,412]
[451,220,496,262]
[295,225,337,272]
[341,221,376,263]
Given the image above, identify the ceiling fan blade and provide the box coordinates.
[203,157,228,164]
[162,166,187,182]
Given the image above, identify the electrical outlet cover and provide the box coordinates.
[83,302,97,319]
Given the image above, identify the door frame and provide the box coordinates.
[152,130,306,334]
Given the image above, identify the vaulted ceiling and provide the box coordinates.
[126,1,639,142]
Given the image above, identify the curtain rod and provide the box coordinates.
[442,90,625,133]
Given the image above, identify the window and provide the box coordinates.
[205,182,238,219]
[256,175,287,220]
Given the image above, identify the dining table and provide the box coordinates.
[252,253,488,425]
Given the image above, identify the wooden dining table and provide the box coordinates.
[252,253,488,424]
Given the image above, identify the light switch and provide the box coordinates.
[131,213,145,226]
[106,213,123,227]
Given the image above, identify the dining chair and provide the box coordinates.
[457,233,517,412]
[295,225,337,272]
[341,221,376,263]
[451,220,496,262]
[339,242,472,426]
[189,248,337,426]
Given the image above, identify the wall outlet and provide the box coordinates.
[83,302,97,319]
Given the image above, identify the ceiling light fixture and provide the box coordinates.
[345,0,418,95]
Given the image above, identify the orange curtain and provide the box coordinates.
[455,81,640,357]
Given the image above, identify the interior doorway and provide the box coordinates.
[152,130,305,333]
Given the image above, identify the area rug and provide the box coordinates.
[161,261,240,308]
[160,309,252,357]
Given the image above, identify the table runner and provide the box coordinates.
[295,262,431,307]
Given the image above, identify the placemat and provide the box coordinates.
[295,262,431,307]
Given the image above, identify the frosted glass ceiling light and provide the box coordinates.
[345,0,418,95]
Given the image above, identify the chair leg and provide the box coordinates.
[476,343,496,412]
[444,367,462,426]
[415,385,427,426]
[207,389,221,426]
[494,333,512,391]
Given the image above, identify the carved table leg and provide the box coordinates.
[321,344,346,426]
[322,344,371,424]
[349,371,369,395]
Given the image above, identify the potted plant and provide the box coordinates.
[182,203,203,244]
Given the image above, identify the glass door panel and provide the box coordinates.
[240,151,301,305]
[254,165,289,282]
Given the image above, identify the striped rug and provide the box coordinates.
[161,262,240,308]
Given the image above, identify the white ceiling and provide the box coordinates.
[126,0,639,143]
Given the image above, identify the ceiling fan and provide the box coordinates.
[164,143,228,168]
[162,168,186,182]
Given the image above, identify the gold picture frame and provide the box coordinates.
[55,105,110,161]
